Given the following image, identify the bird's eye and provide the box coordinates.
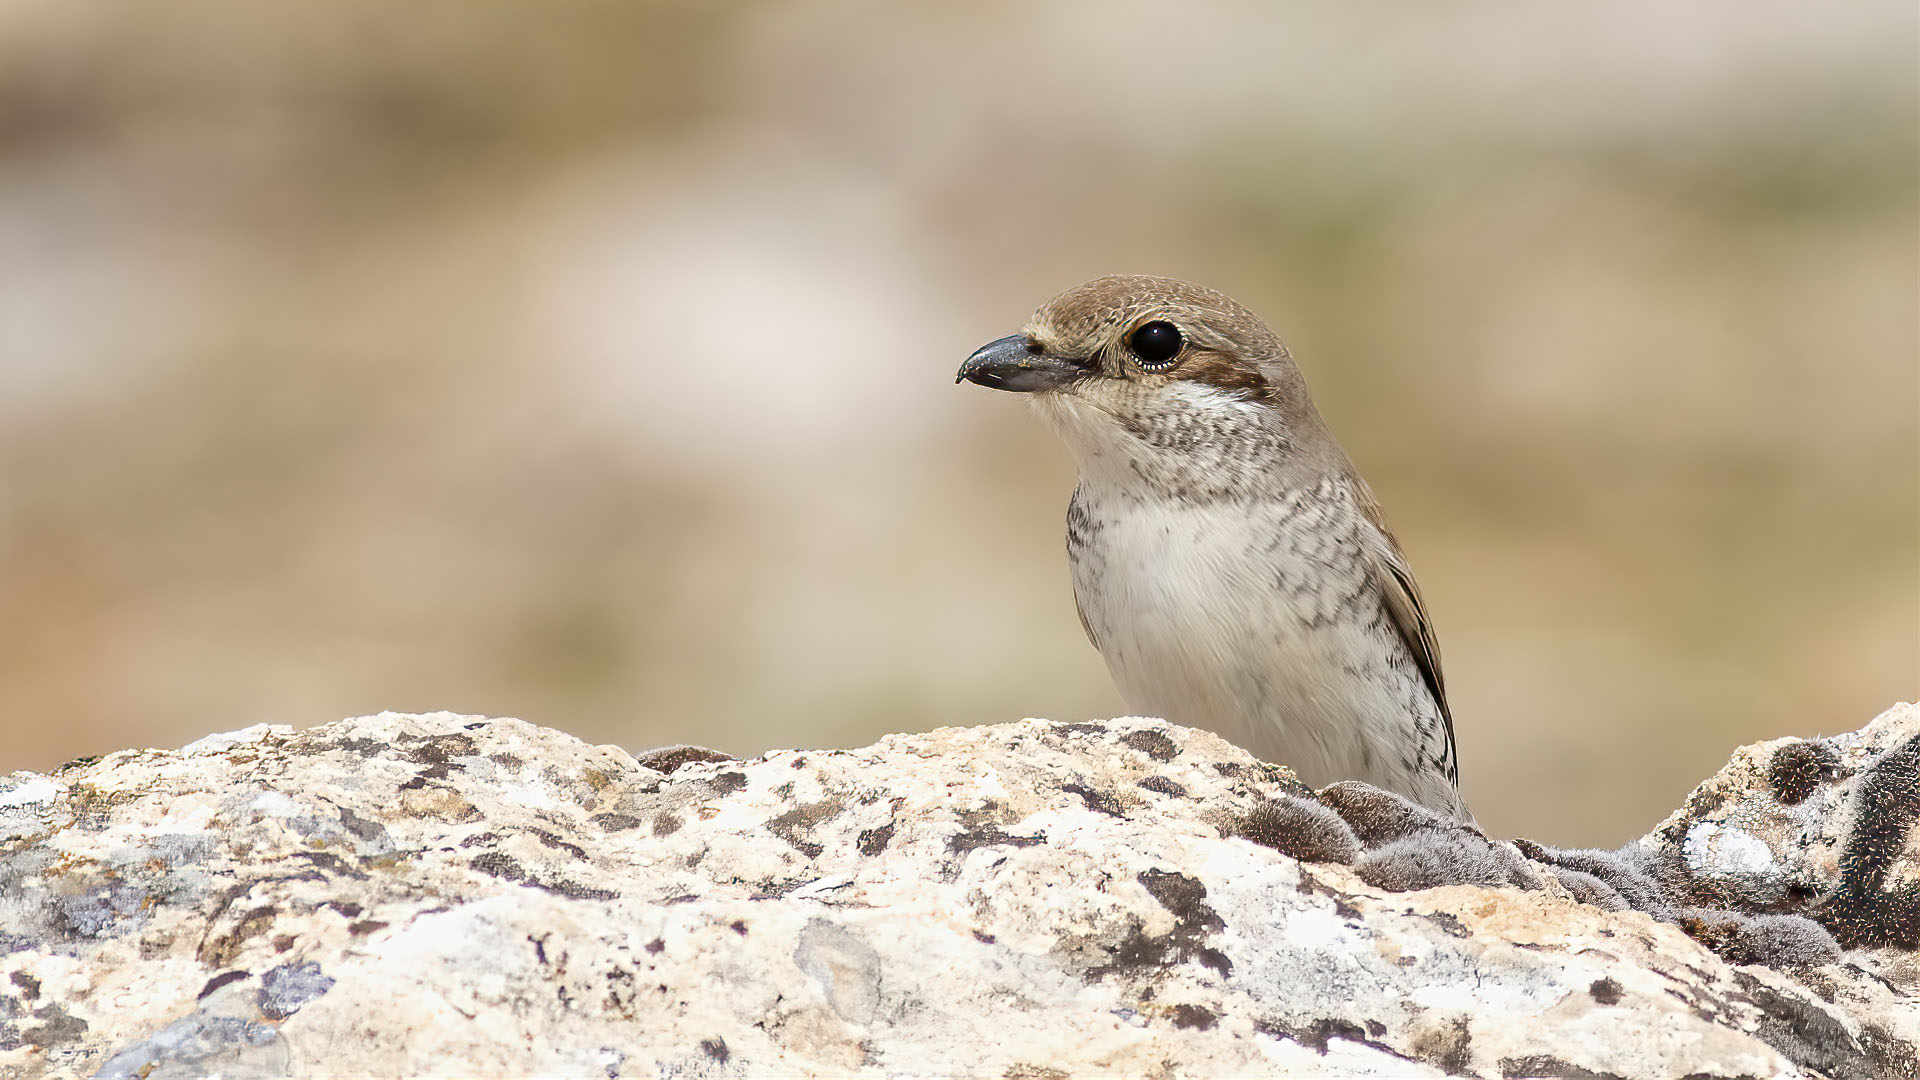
[1127,321,1183,370]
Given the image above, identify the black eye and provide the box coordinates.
[1128,320,1183,369]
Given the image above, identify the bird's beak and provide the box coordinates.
[956,335,1086,393]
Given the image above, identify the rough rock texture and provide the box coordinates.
[1,704,1915,1078]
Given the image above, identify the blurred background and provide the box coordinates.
[0,1,1912,845]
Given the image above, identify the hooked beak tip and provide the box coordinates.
[956,334,1082,394]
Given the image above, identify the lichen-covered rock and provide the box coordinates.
[0,706,1914,1078]
[1639,702,1919,959]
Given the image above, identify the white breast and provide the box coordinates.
[1068,484,1431,794]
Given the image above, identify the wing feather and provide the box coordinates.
[1351,483,1458,781]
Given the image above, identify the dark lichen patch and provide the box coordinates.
[288,850,360,881]
[334,808,387,844]
[1169,1003,1217,1030]
[66,781,138,818]
[10,1002,88,1049]
[948,826,1046,854]
[347,920,387,936]
[1119,729,1179,762]
[1817,737,1920,950]
[1767,741,1841,806]
[767,799,845,858]
[1236,796,1360,865]
[1859,1023,1920,1080]
[468,852,616,901]
[1497,1054,1619,1079]
[470,852,525,881]
[529,828,588,860]
[1254,1017,1423,1065]
[601,966,638,1019]
[1082,869,1231,980]
[1140,871,1219,931]
[635,746,735,774]
[197,970,250,999]
[319,736,388,758]
[1004,1065,1072,1080]
[1055,722,1109,737]
[1795,967,1842,1004]
[394,734,477,790]
[652,813,683,837]
[645,938,666,954]
[1084,919,1182,982]
[1730,969,1879,1080]
[1137,776,1187,797]
[580,766,621,792]
[547,878,619,902]
[398,730,476,754]
[8,972,39,1000]
[1588,978,1623,1005]
[710,772,748,796]
[198,903,278,968]
[54,881,149,940]
[591,813,641,832]
[1063,783,1126,818]
[857,822,895,856]
[1421,912,1469,939]
[1255,1017,1362,1054]
[1409,1014,1473,1075]
[258,961,335,1021]
[51,753,101,776]
[698,1036,730,1062]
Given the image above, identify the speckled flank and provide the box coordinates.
[1067,472,1462,817]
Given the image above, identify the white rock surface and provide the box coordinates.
[0,706,1914,1078]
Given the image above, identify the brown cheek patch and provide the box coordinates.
[1177,353,1268,400]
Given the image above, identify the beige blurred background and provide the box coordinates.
[0,1,1913,845]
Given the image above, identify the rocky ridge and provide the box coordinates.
[1,703,1915,1077]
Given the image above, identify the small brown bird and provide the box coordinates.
[958,275,1471,822]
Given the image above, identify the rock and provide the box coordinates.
[0,705,1914,1078]
[1638,703,1920,958]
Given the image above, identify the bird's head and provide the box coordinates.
[958,275,1330,497]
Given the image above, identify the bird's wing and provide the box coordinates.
[1066,486,1102,649]
[1351,482,1458,781]
[1073,591,1099,649]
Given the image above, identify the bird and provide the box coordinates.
[957,275,1472,823]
